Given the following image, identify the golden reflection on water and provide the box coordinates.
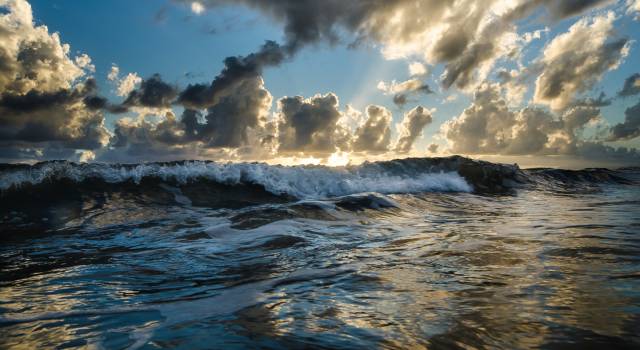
[1,187,639,348]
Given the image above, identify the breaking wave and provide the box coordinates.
[0,156,635,206]
[0,157,474,200]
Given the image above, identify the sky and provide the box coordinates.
[1,0,640,167]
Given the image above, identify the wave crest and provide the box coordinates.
[0,159,472,199]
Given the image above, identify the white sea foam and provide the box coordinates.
[0,161,472,198]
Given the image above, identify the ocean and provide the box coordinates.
[0,156,639,349]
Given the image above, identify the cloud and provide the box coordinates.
[75,54,95,73]
[619,73,640,97]
[176,0,613,91]
[121,74,178,109]
[533,12,630,110]
[108,65,142,97]
[99,113,206,162]
[496,68,528,106]
[541,0,613,19]
[377,78,433,107]
[0,80,109,154]
[571,92,612,108]
[443,83,638,162]
[608,100,640,141]
[107,65,119,81]
[408,62,427,77]
[276,92,350,155]
[102,75,274,159]
[394,106,433,153]
[352,105,392,152]
[178,41,288,110]
[187,76,273,148]
[628,0,640,18]
[190,1,205,15]
[0,0,109,161]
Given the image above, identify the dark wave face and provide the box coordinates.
[1,157,639,349]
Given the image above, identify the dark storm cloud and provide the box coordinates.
[176,0,615,91]
[618,73,640,97]
[101,38,293,159]
[104,76,274,156]
[544,0,614,19]
[178,40,288,109]
[0,79,109,154]
[121,74,179,109]
[188,77,273,148]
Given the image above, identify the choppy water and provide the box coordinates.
[1,157,639,349]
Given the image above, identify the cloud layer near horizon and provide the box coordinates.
[1,0,640,166]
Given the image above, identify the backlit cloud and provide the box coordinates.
[443,83,639,162]
[533,12,630,110]
[0,0,109,161]
[2,0,640,166]
[395,106,433,153]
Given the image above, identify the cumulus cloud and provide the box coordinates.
[533,12,630,110]
[0,0,109,161]
[276,92,350,155]
[102,76,274,159]
[352,105,392,153]
[394,106,433,153]
[619,73,640,97]
[187,76,273,148]
[102,39,287,158]
[443,83,637,162]
[2,0,637,164]
[99,113,205,162]
[75,54,95,73]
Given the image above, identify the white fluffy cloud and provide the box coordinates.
[108,65,142,97]
[408,62,427,77]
